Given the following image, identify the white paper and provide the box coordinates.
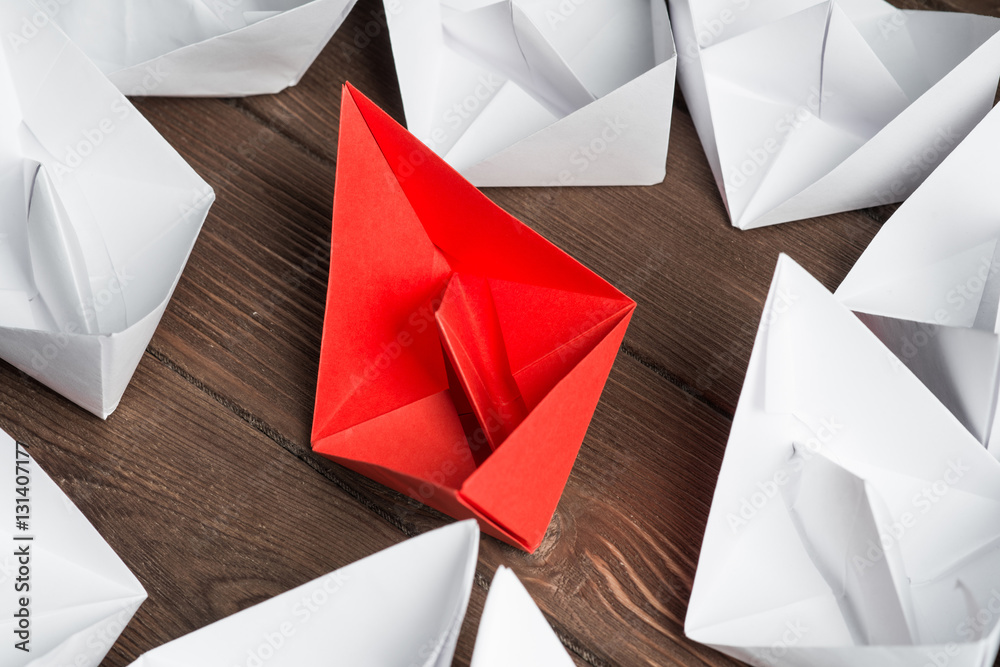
[126,521,480,666]
[0,0,215,418]
[669,0,1000,229]
[42,0,359,97]
[0,429,147,667]
[470,566,574,667]
[686,255,1000,666]
[384,0,676,187]
[837,103,1000,461]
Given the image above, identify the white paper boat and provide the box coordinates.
[384,0,676,186]
[670,0,1000,229]
[0,428,147,667]
[0,0,215,418]
[687,255,1000,666]
[45,0,360,97]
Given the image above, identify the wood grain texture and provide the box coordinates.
[0,0,997,664]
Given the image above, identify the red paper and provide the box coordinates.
[311,83,636,552]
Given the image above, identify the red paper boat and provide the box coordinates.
[312,83,635,552]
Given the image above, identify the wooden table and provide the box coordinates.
[3,0,997,664]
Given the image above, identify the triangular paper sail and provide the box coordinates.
[470,566,574,666]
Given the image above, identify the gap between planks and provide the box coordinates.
[145,343,607,666]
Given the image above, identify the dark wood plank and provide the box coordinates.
[0,0,996,665]
[0,354,409,665]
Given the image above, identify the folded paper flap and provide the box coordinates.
[854,312,1000,446]
[456,56,675,186]
[651,0,675,66]
[0,291,34,329]
[820,3,911,139]
[18,597,145,667]
[435,274,528,450]
[53,0,317,72]
[470,566,574,666]
[0,594,144,652]
[697,3,830,222]
[26,164,116,335]
[897,11,1000,96]
[74,168,212,329]
[345,84,628,303]
[836,103,1000,323]
[489,277,633,410]
[53,2,231,72]
[460,311,632,551]
[124,522,479,667]
[685,0,828,50]
[781,445,917,645]
[512,0,665,97]
[316,387,477,488]
[442,2,594,118]
[0,533,145,617]
[841,238,1000,329]
[701,4,826,109]
[314,87,453,440]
